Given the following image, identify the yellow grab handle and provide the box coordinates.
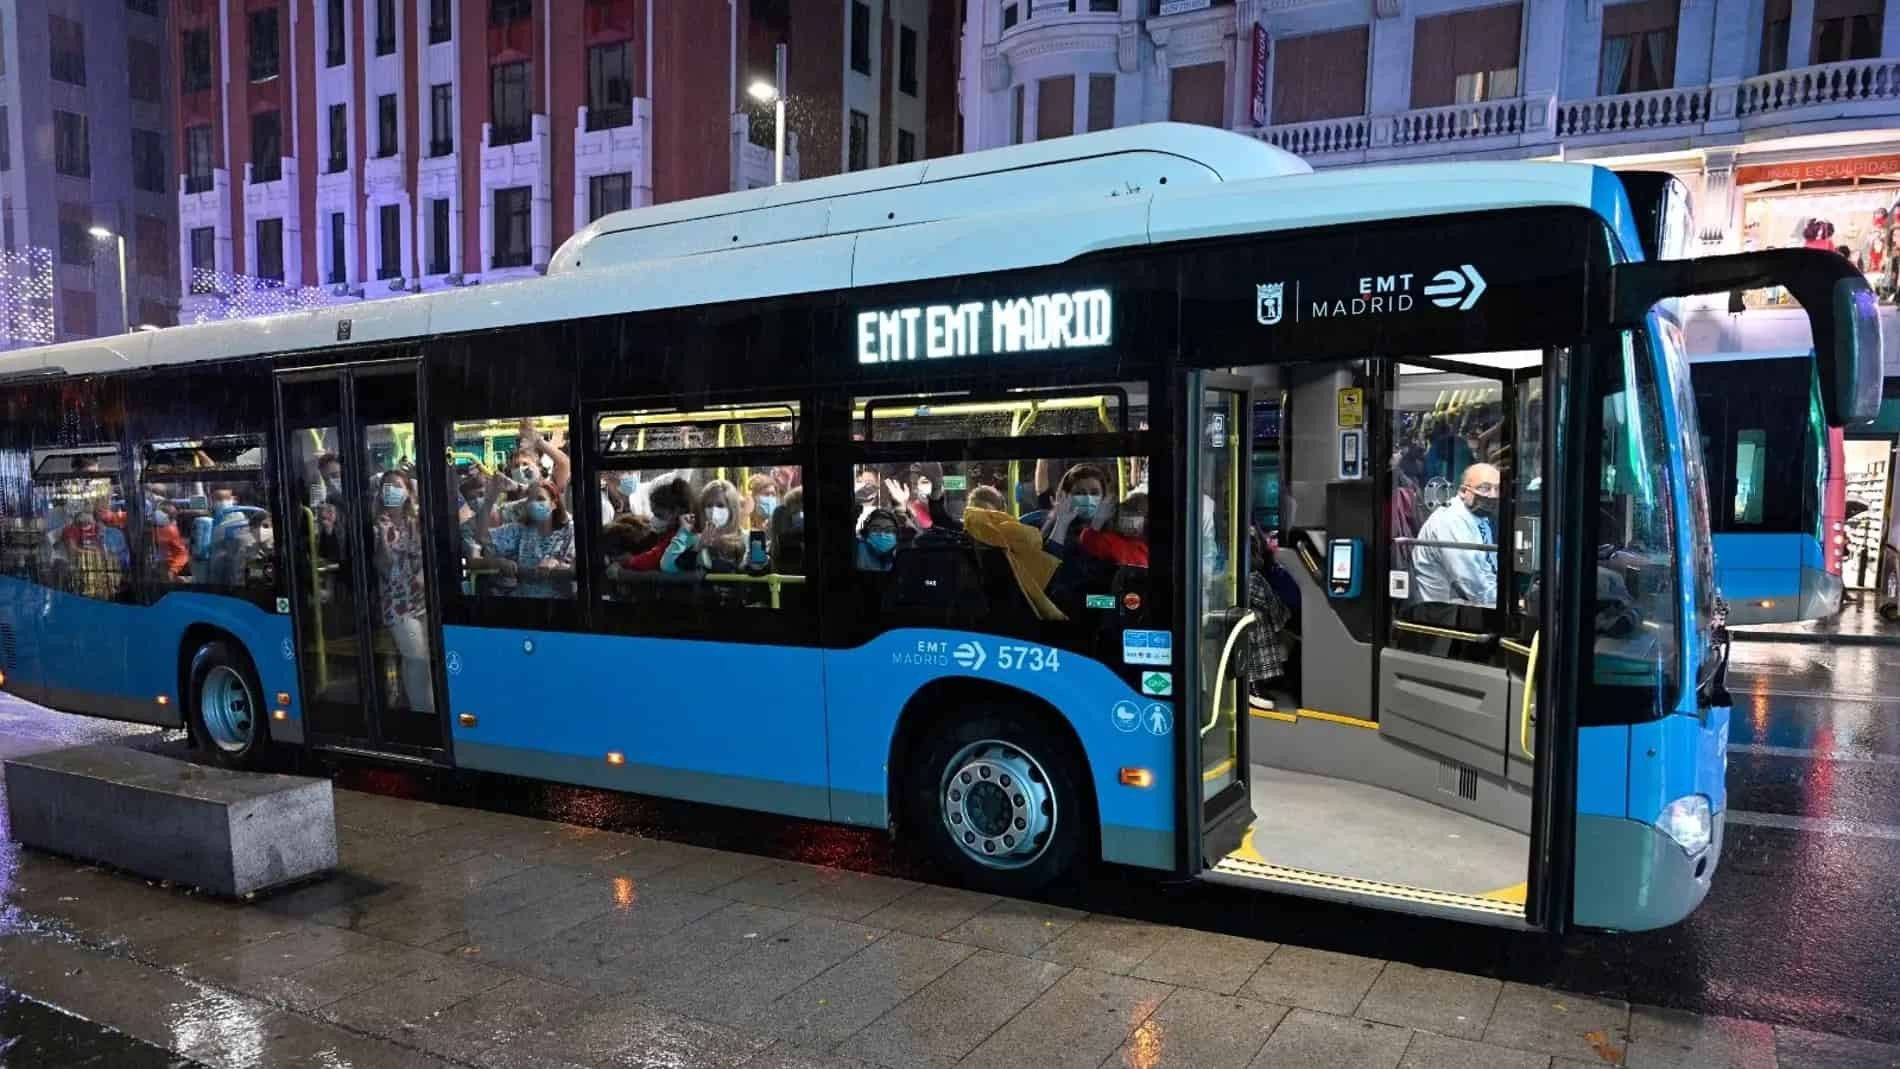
[1203,612,1259,737]
[1519,631,1540,760]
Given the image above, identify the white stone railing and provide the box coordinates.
[1391,97,1534,147]
[1261,116,1371,159]
[1736,57,1900,119]
[1555,85,1713,137]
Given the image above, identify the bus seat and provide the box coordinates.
[191,516,214,560]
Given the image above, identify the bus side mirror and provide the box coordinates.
[1609,247,1882,427]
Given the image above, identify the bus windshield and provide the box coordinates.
[1595,330,1683,705]
[1657,319,1720,695]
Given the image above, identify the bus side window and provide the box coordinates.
[451,415,577,601]
[33,447,132,603]
[138,436,275,597]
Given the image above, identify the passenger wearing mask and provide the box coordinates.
[473,475,577,595]
[60,503,129,599]
[499,419,571,517]
[854,470,882,529]
[856,508,901,572]
[458,474,491,561]
[313,453,346,507]
[599,471,635,524]
[205,488,265,585]
[1078,492,1149,568]
[696,479,746,573]
[372,471,434,713]
[150,508,190,578]
[745,473,782,531]
[1412,462,1500,608]
[1037,463,1112,552]
[620,477,696,573]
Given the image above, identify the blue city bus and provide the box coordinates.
[0,126,1878,931]
[1690,350,1844,625]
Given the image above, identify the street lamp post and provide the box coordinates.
[746,44,790,185]
[88,226,128,334]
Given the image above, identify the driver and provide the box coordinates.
[1412,462,1499,608]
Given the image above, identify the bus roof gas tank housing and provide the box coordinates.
[547,123,1311,276]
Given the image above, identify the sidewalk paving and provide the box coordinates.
[2,786,1896,1069]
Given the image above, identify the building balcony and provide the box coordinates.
[731,112,801,191]
[1263,58,1900,168]
[576,100,654,216]
[179,167,229,221]
[1001,0,1123,38]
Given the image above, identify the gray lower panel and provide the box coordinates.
[1379,649,1510,779]
[454,739,832,821]
[831,788,886,828]
[1278,548,1372,718]
[1249,712,1531,834]
[13,683,183,730]
[1101,824,1175,871]
[1572,810,1722,932]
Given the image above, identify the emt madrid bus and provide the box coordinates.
[0,125,1877,931]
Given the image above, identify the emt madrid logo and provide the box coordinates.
[1255,282,1285,325]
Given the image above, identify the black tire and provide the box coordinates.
[904,706,1090,894]
[186,640,271,769]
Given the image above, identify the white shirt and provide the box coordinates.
[1412,496,1497,607]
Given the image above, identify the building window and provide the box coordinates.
[185,125,213,193]
[378,94,398,157]
[378,204,402,279]
[587,42,633,130]
[132,129,166,193]
[189,226,216,292]
[897,129,916,163]
[249,7,280,82]
[1761,0,1791,72]
[1811,0,1881,64]
[1411,4,1522,108]
[54,111,89,178]
[182,29,212,93]
[1091,0,1118,9]
[1168,62,1226,127]
[252,111,282,183]
[492,186,531,268]
[327,0,345,66]
[127,0,161,14]
[135,215,168,279]
[62,289,96,337]
[129,39,162,102]
[256,218,284,282]
[0,107,9,172]
[1599,0,1678,95]
[58,203,92,265]
[1271,28,1370,124]
[328,104,348,173]
[1003,3,1020,31]
[850,1,871,75]
[848,109,869,171]
[1037,76,1075,140]
[490,0,530,24]
[431,84,454,156]
[327,213,346,284]
[429,198,450,274]
[491,61,530,146]
[1011,85,1025,144]
[1087,74,1115,131]
[49,16,85,86]
[589,172,631,221]
[899,26,918,96]
[376,0,395,54]
[430,0,452,43]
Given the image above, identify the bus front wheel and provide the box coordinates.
[187,640,270,769]
[905,709,1086,894]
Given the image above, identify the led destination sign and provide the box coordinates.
[857,288,1113,364]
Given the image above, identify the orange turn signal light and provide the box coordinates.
[271,709,288,721]
[1119,767,1154,788]
[276,692,292,707]
[155,695,170,706]
[606,752,626,766]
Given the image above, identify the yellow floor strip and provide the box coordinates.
[1221,829,1522,917]
[1480,882,1529,905]
[1296,708,1380,730]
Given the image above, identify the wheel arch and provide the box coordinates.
[885,675,1101,851]
[176,623,257,743]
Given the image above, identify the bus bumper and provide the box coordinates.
[1572,809,1724,932]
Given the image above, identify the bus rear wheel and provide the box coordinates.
[905,709,1086,894]
[187,640,270,769]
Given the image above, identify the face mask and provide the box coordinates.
[867,531,897,554]
[855,485,879,506]
[756,495,778,519]
[323,474,342,493]
[529,500,553,522]
[257,526,274,547]
[618,475,640,497]
[1119,516,1145,537]
[381,485,408,508]
[1071,493,1101,517]
[916,481,933,497]
[707,506,731,528]
[153,512,172,528]
[214,499,236,514]
[518,464,539,486]
[1469,492,1497,517]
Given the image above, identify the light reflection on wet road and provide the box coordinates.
[1,636,1897,1046]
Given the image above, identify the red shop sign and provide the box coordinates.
[1736,154,1900,185]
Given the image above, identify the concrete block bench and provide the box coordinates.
[3,744,336,897]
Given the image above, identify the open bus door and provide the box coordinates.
[1187,372,1260,865]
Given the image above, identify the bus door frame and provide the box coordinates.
[1182,370,1260,870]
[273,355,453,765]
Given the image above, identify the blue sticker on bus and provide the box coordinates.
[1122,629,1172,666]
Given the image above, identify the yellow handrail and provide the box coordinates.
[1519,631,1540,760]
[299,504,327,692]
[702,571,806,611]
[1202,611,1258,738]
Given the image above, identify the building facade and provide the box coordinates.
[961,0,1900,357]
[173,0,956,320]
[0,0,175,340]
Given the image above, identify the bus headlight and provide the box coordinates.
[1656,795,1712,855]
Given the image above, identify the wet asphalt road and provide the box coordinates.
[0,634,1896,1049]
